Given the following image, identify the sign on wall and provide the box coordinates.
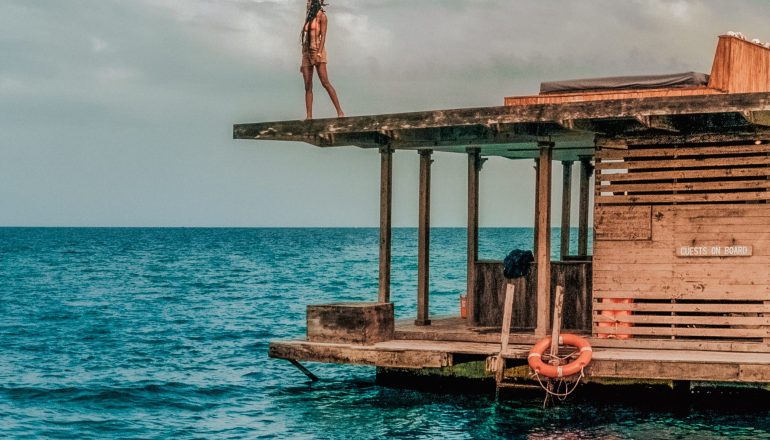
[676,244,753,257]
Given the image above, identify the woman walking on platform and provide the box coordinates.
[300,0,344,119]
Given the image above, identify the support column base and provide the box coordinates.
[307,302,394,345]
[414,319,432,326]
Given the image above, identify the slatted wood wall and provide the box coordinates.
[593,141,770,350]
[596,141,770,205]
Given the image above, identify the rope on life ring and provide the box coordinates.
[527,333,592,379]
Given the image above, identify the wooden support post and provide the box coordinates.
[535,142,553,337]
[578,157,593,257]
[378,146,393,303]
[467,147,481,325]
[560,161,573,260]
[533,158,540,258]
[415,149,433,326]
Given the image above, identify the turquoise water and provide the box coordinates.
[1,227,769,439]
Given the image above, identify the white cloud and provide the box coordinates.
[94,66,140,83]
[138,0,394,72]
[0,76,27,95]
[669,0,692,20]
[90,36,110,53]
[332,11,392,57]
[141,0,299,66]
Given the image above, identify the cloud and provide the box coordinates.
[4,0,770,225]
[90,36,110,53]
[0,75,27,94]
[140,0,300,67]
[94,65,140,83]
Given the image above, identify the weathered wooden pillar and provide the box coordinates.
[578,157,593,257]
[416,149,433,326]
[466,147,481,325]
[378,145,393,303]
[535,142,553,336]
[560,161,573,260]
[533,158,540,257]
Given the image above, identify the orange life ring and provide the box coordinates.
[598,298,633,339]
[527,333,592,378]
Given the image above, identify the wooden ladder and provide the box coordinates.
[495,283,516,396]
[495,283,565,397]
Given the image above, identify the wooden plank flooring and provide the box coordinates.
[270,338,531,368]
[269,337,770,382]
[395,316,770,352]
[270,340,452,369]
[592,348,770,364]
[269,316,770,382]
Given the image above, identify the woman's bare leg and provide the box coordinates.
[301,66,314,120]
[316,63,344,117]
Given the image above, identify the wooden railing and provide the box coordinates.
[471,260,592,331]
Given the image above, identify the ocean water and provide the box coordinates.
[1,227,769,439]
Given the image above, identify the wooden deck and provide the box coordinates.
[269,317,770,383]
[269,339,530,369]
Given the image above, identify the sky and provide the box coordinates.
[3,0,770,227]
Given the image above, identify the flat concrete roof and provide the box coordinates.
[234,92,770,161]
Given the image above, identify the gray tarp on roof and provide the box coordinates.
[540,71,709,94]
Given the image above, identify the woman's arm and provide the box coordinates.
[318,12,327,52]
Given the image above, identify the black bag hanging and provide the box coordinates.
[503,249,534,278]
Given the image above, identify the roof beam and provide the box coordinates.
[634,115,679,133]
[234,92,770,141]
[741,110,770,127]
[234,93,770,161]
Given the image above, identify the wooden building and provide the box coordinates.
[237,35,770,389]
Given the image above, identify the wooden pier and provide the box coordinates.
[270,317,770,383]
[240,35,770,392]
